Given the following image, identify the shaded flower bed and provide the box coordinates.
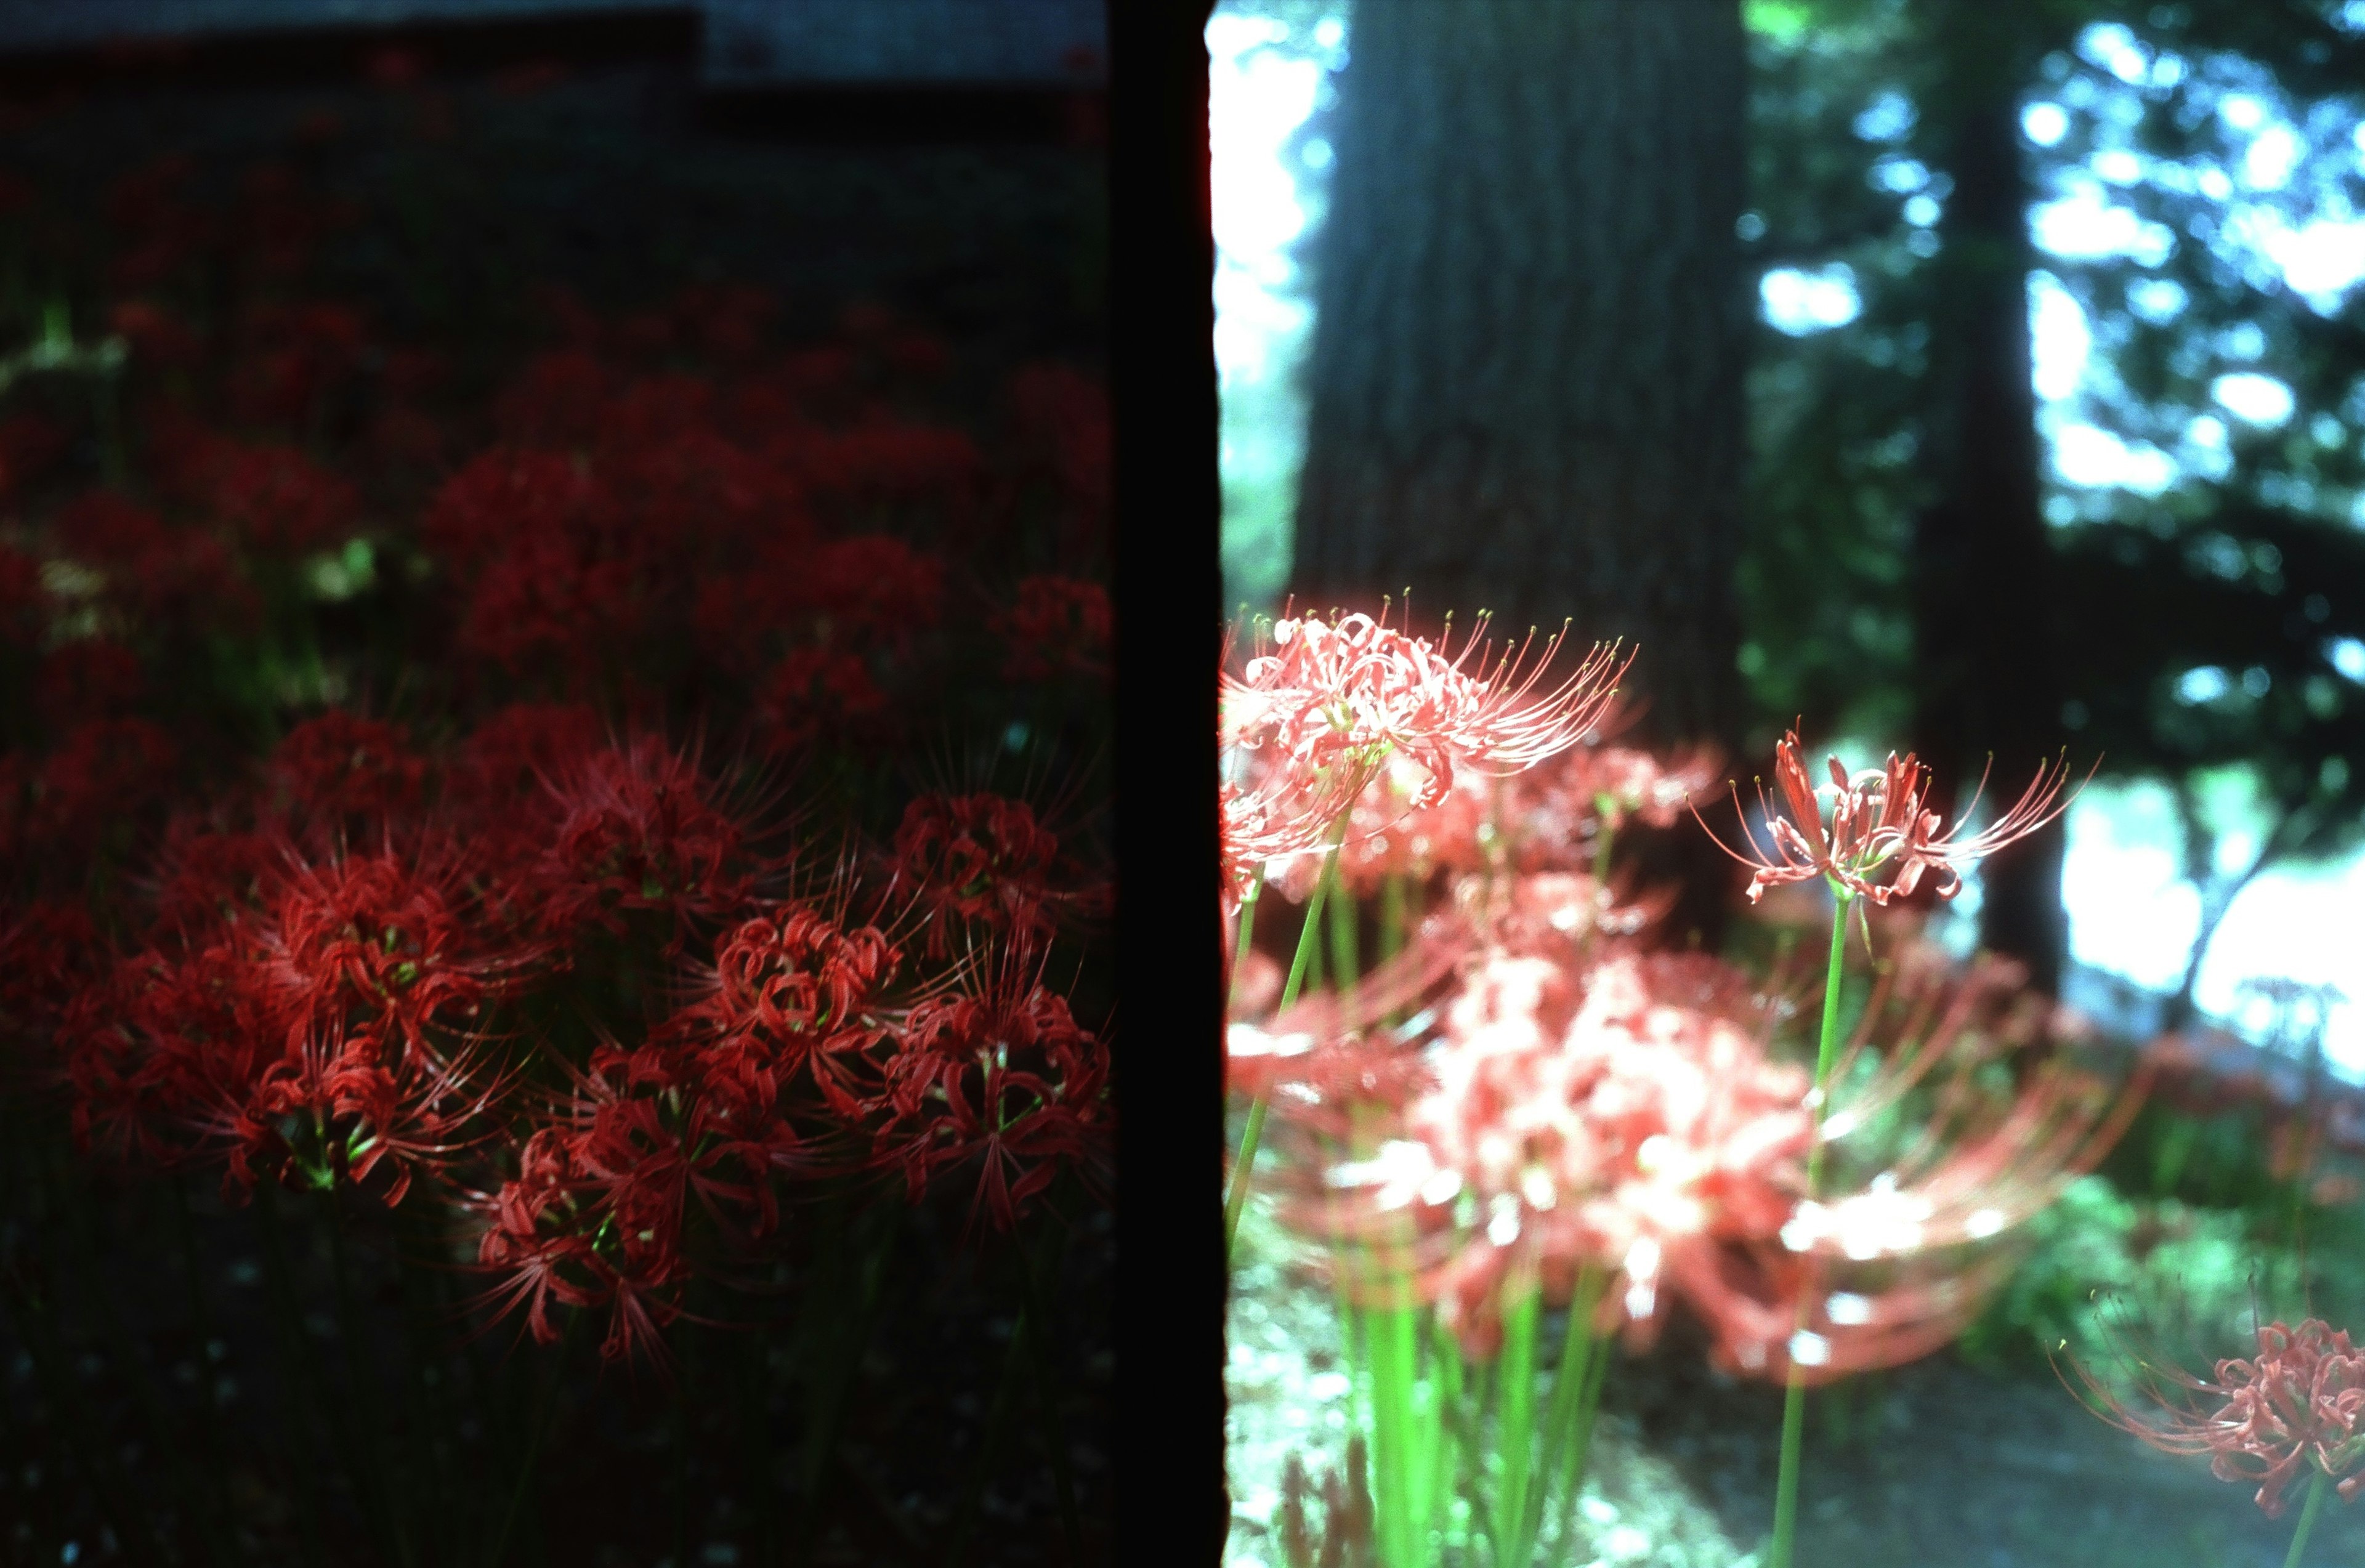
[0,89,1112,1564]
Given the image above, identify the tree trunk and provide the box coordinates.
[1912,7,2066,991]
[1290,0,1748,751]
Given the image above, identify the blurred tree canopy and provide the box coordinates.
[1241,0,2365,996]
[1740,0,2365,994]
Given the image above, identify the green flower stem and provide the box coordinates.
[1430,1317,1464,1552]
[1327,866,1360,992]
[1226,829,1349,1261]
[252,1182,345,1567]
[794,1203,898,1563]
[1521,1267,1606,1559]
[485,1310,581,1568]
[2283,1466,2329,1568]
[1491,1283,1541,1568]
[1228,865,1267,1016]
[944,1296,1033,1568]
[389,1206,460,1566]
[1563,1324,1612,1535]
[673,1318,697,1568]
[1769,891,1854,1568]
[1013,1222,1083,1567]
[1365,1292,1428,1568]
[325,1198,416,1568]
[168,1178,241,1566]
[737,1287,786,1568]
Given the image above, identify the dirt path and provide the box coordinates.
[1227,1193,2365,1568]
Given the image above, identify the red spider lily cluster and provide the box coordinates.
[0,145,1115,1367]
[1219,610,1628,911]
[2069,1315,2365,1516]
[1222,626,2143,1388]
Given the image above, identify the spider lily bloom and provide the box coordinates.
[1664,1238,2018,1386]
[1310,753,1489,900]
[1503,744,1724,865]
[1217,763,1364,918]
[1225,609,1628,812]
[1780,942,2146,1264]
[2067,1315,2365,1517]
[1700,730,2080,907]
[1450,868,1679,961]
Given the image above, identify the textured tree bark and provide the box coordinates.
[1290,0,1749,754]
[1912,7,2067,992]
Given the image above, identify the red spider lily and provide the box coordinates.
[0,411,69,500]
[33,717,179,851]
[446,701,605,811]
[203,439,358,554]
[575,1042,783,1243]
[605,424,804,559]
[2067,1315,2365,1516]
[876,941,1112,1242]
[754,647,890,753]
[111,300,205,370]
[1447,867,1680,963]
[1262,896,2140,1372]
[671,281,778,365]
[493,350,615,445]
[467,1044,780,1362]
[1779,940,2146,1266]
[1228,609,1630,812]
[769,419,982,523]
[269,711,428,824]
[0,898,101,1028]
[467,1127,605,1348]
[1518,743,1725,850]
[679,898,905,1126]
[146,822,288,942]
[0,544,44,644]
[1003,362,1110,549]
[1218,762,1367,918]
[257,846,514,1050]
[35,640,145,727]
[423,448,611,580]
[458,526,648,679]
[1654,1239,2018,1386]
[1303,755,1489,899]
[222,305,368,429]
[889,791,1107,959]
[57,938,288,1176]
[244,1017,514,1205]
[800,535,945,653]
[525,735,754,948]
[54,490,253,632]
[995,574,1111,684]
[1701,729,2080,906]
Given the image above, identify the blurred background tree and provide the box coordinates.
[1219,0,2365,1556]
[1220,0,2365,1019]
[1290,0,1749,752]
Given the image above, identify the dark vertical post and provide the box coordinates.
[1109,2,1224,1565]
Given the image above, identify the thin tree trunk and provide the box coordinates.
[1291,0,1749,751]
[2164,793,2298,1030]
[1912,6,2065,990]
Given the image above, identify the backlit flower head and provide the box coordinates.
[1227,607,1628,812]
[1700,729,2080,906]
